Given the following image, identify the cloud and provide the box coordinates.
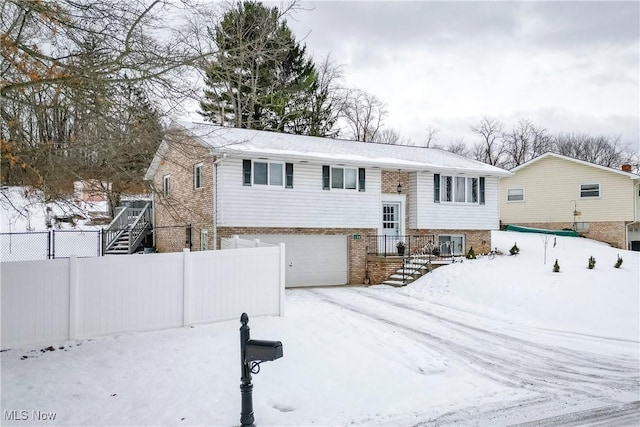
[286,1,639,149]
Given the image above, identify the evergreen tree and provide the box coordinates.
[200,1,323,134]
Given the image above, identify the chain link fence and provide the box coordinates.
[0,229,102,262]
[0,224,194,262]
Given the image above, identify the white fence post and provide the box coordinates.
[279,243,285,316]
[68,255,78,340]
[232,235,239,249]
[183,248,191,327]
[253,239,261,247]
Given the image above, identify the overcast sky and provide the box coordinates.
[286,1,639,150]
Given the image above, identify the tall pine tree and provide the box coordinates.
[200,1,332,135]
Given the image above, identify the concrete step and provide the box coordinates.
[404,263,429,270]
[382,280,407,287]
[389,274,417,282]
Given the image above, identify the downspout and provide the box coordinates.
[212,152,227,250]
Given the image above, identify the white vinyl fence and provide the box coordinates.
[1,245,285,350]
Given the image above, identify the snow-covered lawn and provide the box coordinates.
[2,231,638,426]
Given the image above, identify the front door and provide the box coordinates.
[382,203,400,254]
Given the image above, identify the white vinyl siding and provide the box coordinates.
[500,155,636,223]
[217,159,380,228]
[412,172,500,230]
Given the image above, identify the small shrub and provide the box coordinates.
[553,259,560,273]
[509,242,520,256]
[587,256,596,269]
[466,246,476,259]
[615,255,623,268]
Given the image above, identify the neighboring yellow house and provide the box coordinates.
[499,152,640,250]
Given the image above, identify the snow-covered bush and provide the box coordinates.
[509,242,520,255]
[466,246,476,259]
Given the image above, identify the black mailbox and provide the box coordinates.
[245,339,283,362]
[239,313,283,427]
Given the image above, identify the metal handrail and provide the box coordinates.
[102,203,152,254]
[103,207,129,253]
[127,203,152,253]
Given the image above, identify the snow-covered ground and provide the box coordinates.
[1,231,638,426]
[0,186,109,233]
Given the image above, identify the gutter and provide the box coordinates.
[212,152,227,250]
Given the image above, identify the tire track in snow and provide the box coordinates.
[304,288,638,399]
[351,288,638,385]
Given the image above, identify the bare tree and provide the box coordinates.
[471,116,505,166]
[373,128,402,144]
[1,0,205,213]
[341,88,387,142]
[502,119,550,169]
[552,132,634,169]
[424,126,440,147]
[444,138,472,157]
[294,54,347,137]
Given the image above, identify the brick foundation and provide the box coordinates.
[507,221,627,249]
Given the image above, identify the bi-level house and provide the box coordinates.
[145,122,511,287]
[499,152,640,250]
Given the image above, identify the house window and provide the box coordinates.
[438,235,464,256]
[507,188,524,202]
[580,183,600,198]
[439,175,481,204]
[163,175,171,197]
[242,160,292,187]
[200,229,209,250]
[194,163,204,189]
[575,222,590,232]
[323,165,363,190]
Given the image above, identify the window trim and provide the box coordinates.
[323,165,364,191]
[194,163,204,190]
[506,187,525,202]
[438,234,465,256]
[580,183,600,198]
[438,174,482,204]
[243,159,292,188]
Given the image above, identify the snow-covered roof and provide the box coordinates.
[146,121,511,179]
[510,152,640,180]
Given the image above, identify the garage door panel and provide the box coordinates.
[241,235,348,287]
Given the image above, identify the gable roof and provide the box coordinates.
[145,121,511,180]
[510,152,640,180]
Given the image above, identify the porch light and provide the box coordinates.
[397,169,402,194]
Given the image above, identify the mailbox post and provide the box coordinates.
[239,313,283,427]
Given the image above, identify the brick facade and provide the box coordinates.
[508,221,628,249]
[151,136,215,253]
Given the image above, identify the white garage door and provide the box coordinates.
[241,235,348,287]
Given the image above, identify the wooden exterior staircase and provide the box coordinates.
[103,202,153,255]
